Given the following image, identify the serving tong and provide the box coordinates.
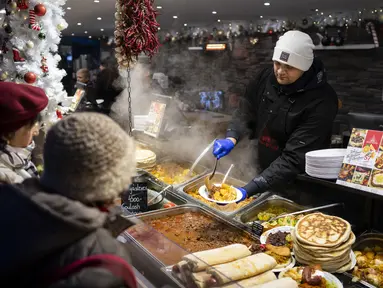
[187,139,216,178]
[266,203,344,223]
[148,184,172,205]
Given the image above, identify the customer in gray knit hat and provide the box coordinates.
[0,112,138,287]
[41,112,136,203]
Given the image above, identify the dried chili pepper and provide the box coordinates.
[115,0,160,68]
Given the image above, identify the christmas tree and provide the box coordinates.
[0,0,68,121]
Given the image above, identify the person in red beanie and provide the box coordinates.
[0,82,48,184]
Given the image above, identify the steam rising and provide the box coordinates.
[110,48,259,183]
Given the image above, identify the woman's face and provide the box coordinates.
[8,122,40,148]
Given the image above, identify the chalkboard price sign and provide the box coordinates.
[251,221,264,237]
[122,182,148,215]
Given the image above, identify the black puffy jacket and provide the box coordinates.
[0,178,133,287]
[227,58,338,192]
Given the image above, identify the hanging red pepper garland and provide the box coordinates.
[114,0,160,135]
[114,0,160,68]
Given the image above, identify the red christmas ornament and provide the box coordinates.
[56,109,63,119]
[34,3,46,17]
[24,72,37,84]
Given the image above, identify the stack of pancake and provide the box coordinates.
[292,213,355,273]
[136,148,156,170]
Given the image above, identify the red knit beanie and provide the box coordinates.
[0,82,49,135]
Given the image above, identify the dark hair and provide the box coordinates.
[100,56,119,72]
[96,57,122,111]
[0,114,42,151]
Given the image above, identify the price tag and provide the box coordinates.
[251,221,264,237]
[122,182,148,215]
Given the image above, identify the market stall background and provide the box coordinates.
[16,0,383,287]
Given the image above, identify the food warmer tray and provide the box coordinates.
[353,232,383,250]
[235,194,307,225]
[177,173,271,218]
[348,232,383,288]
[145,156,208,188]
[121,204,259,267]
[135,170,190,210]
[336,273,375,288]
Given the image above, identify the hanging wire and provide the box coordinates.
[127,66,133,136]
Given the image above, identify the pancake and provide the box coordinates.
[291,214,354,273]
[136,149,156,168]
[292,230,355,253]
[295,213,351,247]
[293,244,350,263]
[291,230,355,260]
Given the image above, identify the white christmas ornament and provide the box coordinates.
[0,0,68,121]
[26,40,34,49]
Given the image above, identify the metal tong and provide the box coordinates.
[147,184,172,205]
[267,203,344,222]
[187,139,216,178]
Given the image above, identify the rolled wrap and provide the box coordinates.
[183,244,251,272]
[192,271,211,288]
[207,253,277,285]
[221,271,277,288]
[253,277,298,288]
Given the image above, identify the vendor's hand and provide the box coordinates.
[236,187,248,203]
[213,138,235,159]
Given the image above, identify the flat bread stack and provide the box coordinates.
[172,244,299,288]
[292,213,355,273]
[136,148,156,169]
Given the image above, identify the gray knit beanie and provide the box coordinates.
[41,112,136,203]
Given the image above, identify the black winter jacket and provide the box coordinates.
[227,58,338,193]
[0,178,133,287]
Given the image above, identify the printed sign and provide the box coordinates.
[69,88,85,112]
[251,221,264,237]
[144,101,167,138]
[121,182,148,215]
[337,128,383,196]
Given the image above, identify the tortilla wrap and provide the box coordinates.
[183,244,251,272]
[253,277,298,288]
[221,271,277,288]
[192,271,211,288]
[207,253,277,285]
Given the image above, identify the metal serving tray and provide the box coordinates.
[145,156,208,188]
[122,205,259,267]
[236,194,306,224]
[130,170,189,211]
[353,232,383,250]
[344,232,383,288]
[177,173,271,218]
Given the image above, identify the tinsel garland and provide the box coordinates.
[115,0,160,68]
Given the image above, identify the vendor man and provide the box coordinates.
[213,30,338,197]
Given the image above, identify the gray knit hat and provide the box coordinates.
[41,112,136,203]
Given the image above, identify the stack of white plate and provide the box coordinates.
[305,149,347,179]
